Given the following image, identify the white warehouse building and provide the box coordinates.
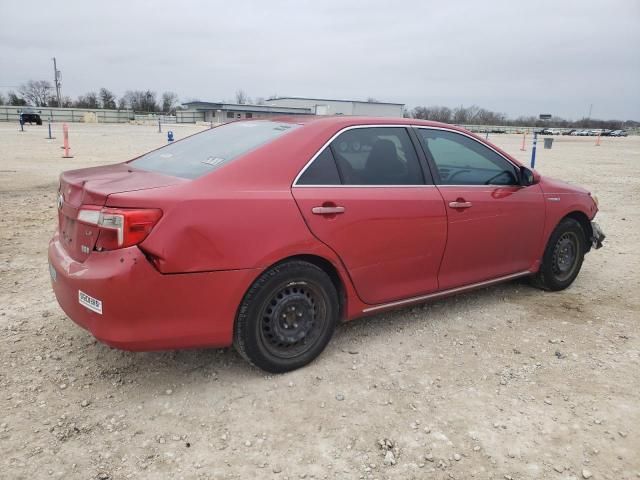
[177,97,405,123]
[266,96,404,117]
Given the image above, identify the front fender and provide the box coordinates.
[535,192,598,264]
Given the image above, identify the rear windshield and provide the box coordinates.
[130,120,300,179]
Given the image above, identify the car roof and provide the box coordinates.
[265,115,487,141]
[269,115,460,130]
[263,115,522,166]
[199,116,524,190]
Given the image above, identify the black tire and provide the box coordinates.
[234,261,339,373]
[531,217,586,291]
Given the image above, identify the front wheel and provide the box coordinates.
[234,261,339,373]
[531,217,586,291]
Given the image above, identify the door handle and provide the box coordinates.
[312,206,345,215]
[448,201,472,209]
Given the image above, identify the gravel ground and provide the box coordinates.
[1,122,639,480]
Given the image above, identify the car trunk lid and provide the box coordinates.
[57,163,184,262]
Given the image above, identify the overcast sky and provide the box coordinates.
[1,0,638,120]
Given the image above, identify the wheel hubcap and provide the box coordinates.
[552,232,579,281]
[260,283,326,358]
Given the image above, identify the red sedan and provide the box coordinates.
[48,117,605,372]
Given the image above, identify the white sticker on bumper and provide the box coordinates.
[78,290,103,314]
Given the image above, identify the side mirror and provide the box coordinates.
[520,166,539,186]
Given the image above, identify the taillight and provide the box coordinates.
[77,206,162,250]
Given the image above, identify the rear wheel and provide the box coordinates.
[234,261,339,373]
[531,217,586,291]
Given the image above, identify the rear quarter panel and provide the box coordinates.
[107,184,366,320]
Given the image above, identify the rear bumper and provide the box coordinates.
[48,232,261,351]
[590,221,605,249]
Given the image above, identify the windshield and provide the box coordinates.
[130,120,300,179]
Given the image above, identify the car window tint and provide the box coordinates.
[418,129,518,185]
[297,148,341,185]
[130,121,300,179]
[328,127,424,185]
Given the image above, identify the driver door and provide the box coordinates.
[415,127,545,290]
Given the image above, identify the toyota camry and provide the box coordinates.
[48,117,605,372]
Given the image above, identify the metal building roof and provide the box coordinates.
[181,101,312,114]
[266,96,404,106]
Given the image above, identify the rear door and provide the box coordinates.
[292,126,447,305]
[415,127,545,290]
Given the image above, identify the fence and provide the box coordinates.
[133,113,177,124]
[458,124,537,134]
[176,110,206,123]
[2,107,636,134]
[0,105,133,124]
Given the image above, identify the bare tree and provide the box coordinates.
[7,91,27,106]
[408,103,634,131]
[74,92,100,109]
[46,94,72,108]
[255,97,266,105]
[412,106,453,123]
[161,91,179,114]
[61,96,73,108]
[99,88,117,109]
[0,93,5,106]
[18,80,52,107]
[121,90,158,112]
[235,89,247,104]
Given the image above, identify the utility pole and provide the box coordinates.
[587,103,593,120]
[52,57,62,107]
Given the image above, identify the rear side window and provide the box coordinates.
[295,127,425,186]
[130,121,299,179]
[330,127,424,185]
[297,148,341,185]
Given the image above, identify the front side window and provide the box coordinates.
[130,121,299,179]
[417,129,519,185]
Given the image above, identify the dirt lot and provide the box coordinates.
[1,122,638,480]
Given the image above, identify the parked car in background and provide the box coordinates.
[563,129,577,136]
[577,130,591,136]
[548,128,563,135]
[19,107,42,125]
[48,117,605,372]
[536,128,553,135]
[610,130,628,137]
